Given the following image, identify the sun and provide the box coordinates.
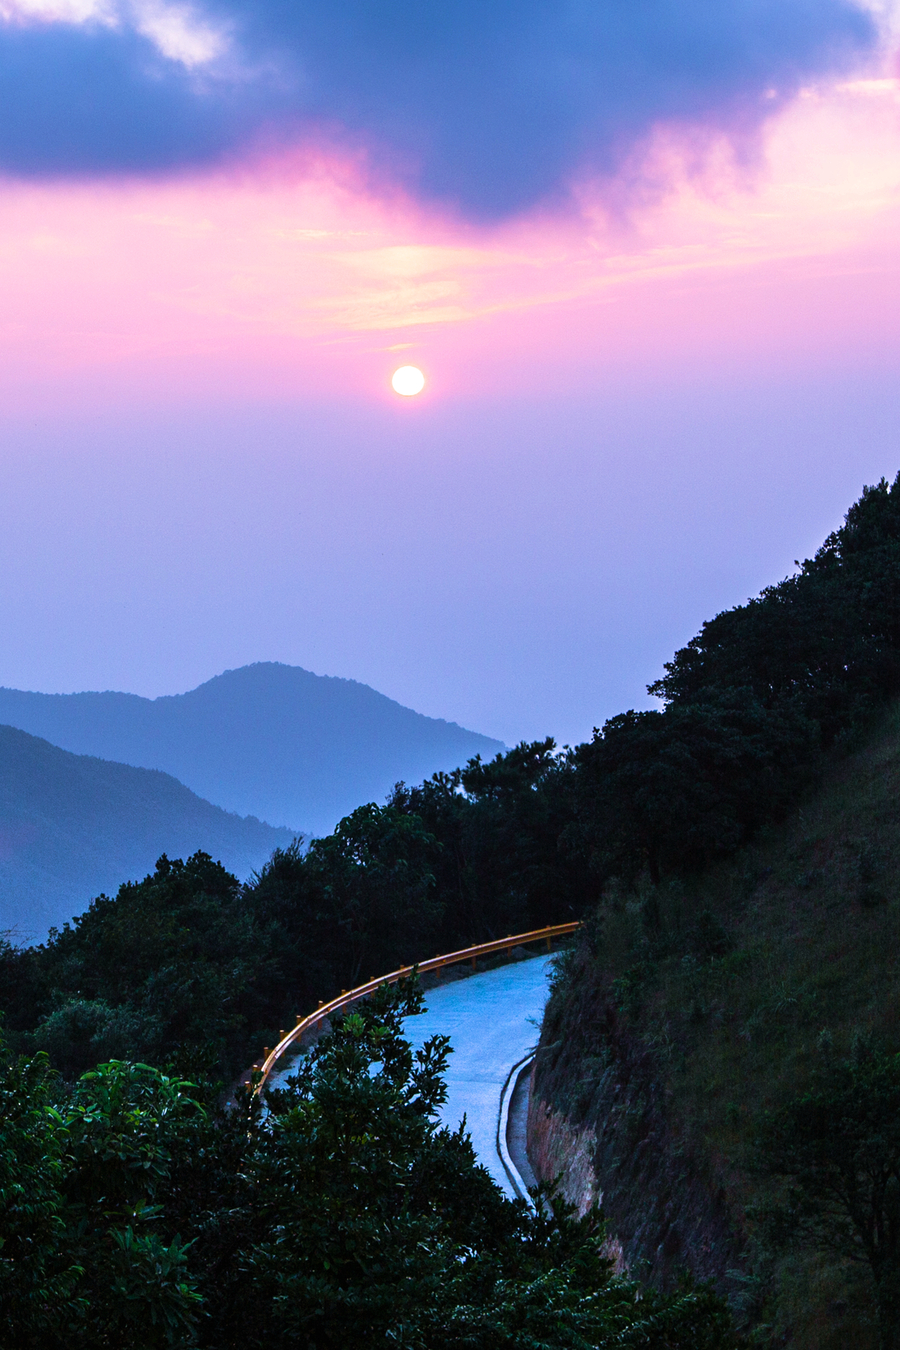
[391,365,425,397]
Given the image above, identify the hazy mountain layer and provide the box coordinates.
[0,724,293,941]
[0,664,505,834]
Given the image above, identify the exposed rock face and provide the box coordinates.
[525,1079,627,1275]
[527,1082,600,1217]
[527,953,742,1294]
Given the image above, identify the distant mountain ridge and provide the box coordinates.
[0,724,294,941]
[0,664,505,834]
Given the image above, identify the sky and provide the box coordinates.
[0,0,899,748]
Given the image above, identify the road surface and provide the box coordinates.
[267,954,554,1200]
[403,955,552,1199]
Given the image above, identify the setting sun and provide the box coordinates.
[391,365,425,396]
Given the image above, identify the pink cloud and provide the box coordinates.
[0,73,899,412]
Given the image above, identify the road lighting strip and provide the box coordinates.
[253,920,581,1092]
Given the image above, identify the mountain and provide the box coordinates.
[0,724,294,941]
[0,664,505,834]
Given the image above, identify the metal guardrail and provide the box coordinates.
[253,920,580,1092]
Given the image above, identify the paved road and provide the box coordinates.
[267,954,554,1199]
[403,955,553,1198]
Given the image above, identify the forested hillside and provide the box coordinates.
[534,701,900,1348]
[531,474,900,1350]
[569,472,900,887]
[0,726,293,940]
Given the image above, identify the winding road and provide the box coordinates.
[403,955,552,1200]
[264,941,562,1201]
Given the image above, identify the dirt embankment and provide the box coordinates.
[526,954,742,1294]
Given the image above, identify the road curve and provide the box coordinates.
[265,953,555,1200]
[403,955,553,1199]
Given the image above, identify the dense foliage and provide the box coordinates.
[0,982,736,1348]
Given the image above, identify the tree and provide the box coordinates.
[0,1048,82,1344]
[24,853,271,1078]
[304,803,442,982]
[650,473,900,740]
[395,739,589,945]
[573,693,815,884]
[757,1047,900,1350]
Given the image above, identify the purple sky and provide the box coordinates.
[3,362,896,748]
[0,0,898,750]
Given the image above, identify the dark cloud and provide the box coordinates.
[0,27,236,172]
[0,0,877,215]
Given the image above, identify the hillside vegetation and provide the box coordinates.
[532,474,900,1348]
[536,700,900,1346]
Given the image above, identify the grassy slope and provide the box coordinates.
[541,702,900,1348]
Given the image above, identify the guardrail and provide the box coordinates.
[253,920,580,1092]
